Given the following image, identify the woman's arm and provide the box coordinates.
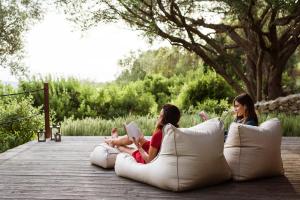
[137,146,158,164]
[133,138,158,164]
[199,111,209,121]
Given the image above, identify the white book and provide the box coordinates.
[124,121,142,141]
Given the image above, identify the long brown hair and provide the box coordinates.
[234,93,258,124]
[156,104,181,129]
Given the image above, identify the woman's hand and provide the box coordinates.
[132,137,142,149]
[199,111,209,121]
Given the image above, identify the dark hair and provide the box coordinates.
[234,93,258,125]
[157,104,181,129]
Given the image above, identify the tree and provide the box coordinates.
[0,0,43,75]
[116,47,203,82]
[58,0,300,101]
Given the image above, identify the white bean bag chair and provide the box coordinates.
[115,118,232,191]
[90,143,120,168]
[224,118,284,181]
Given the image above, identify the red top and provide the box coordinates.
[131,129,163,164]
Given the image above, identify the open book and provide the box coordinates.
[124,121,142,141]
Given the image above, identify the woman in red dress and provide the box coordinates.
[105,104,180,164]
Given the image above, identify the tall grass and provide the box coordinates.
[61,114,202,136]
[61,113,300,137]
[258,113,300,136]
[61,115,157,136]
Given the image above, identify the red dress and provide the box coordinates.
[131,129,163,164]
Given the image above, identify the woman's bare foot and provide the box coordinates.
[104,128,119,147]
[111,128,118,138]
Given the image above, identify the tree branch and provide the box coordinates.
[273,3,300,26]
[149,13,244,93]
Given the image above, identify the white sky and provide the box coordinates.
[1,11,168,83]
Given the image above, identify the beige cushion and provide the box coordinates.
[224,118,284,181]
[114,118,232,191]
[90,143,120,168]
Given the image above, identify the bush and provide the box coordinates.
[0,96,44,153]
[142,74,172,109]
[175,70,236,110]
[187,99,231,115]
[89,83,158,119]
[19,77,159,121]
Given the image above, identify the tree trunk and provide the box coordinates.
[244,57,257,101]
[267,65,283,100]
[256,50,264,101]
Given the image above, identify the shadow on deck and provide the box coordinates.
[0,136,299,200]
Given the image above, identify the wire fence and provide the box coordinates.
[0,89,43,98]
[0,113,41,126]
[0,88,43,125]
[0,83,50,138]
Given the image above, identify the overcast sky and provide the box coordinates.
[1,10,168,83]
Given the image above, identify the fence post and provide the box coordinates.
[44,83,51,139]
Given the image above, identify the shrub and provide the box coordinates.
[175,71,235,110]
[19,77,159,121]
[0,96,44,153]
[187,98,231,115]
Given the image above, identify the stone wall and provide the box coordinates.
[255,93,300,114]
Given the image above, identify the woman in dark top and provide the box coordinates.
[200,93,258,126]
[232,93,258,126]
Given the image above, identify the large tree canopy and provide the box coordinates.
[117,47,203,82]
[59,0,300,100]
[0,0,42,75]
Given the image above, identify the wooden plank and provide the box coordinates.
[0,136,299,200]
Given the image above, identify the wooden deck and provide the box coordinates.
[0,136,299,200]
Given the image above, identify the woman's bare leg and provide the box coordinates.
[115,135,148,147]
[105,128,148,148]
[111,135,133,146]
[105,128,133,147]
[118,146,136,154]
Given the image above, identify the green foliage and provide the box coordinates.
[282,50,300,94]
[19,76,159,121]
[61,113,300,137]
[61,113,205,136]
[175,70,236,110]
[19,76,83,121]
[58,0,300,100]
[259,113,300,137]
[0,82,15,95]
[189,99,231,115]
[0,0,43,75]
[117,47,203,83]
[142,74,172,109]
[93,83,158,119]
[18,64,238,123]
[0,96,44,153]
[61,115,157,136]
[18,67,237,122]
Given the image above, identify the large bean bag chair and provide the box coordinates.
[114,118,232,191]
[90,143,120,168]
[224,118,284,181]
